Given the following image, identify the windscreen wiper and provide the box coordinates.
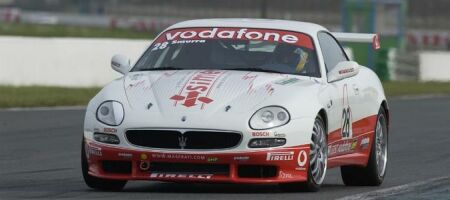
[226,67,281,74]
[140,66,185,71]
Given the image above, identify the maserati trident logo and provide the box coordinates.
[178,135,188,149]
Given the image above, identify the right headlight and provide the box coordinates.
[96,101,124,126]
[249,106,290,130]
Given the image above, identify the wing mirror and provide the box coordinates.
[111,54,131,75]
[327,61,359,82]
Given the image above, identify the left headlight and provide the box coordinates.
[96,101,124,126]
[249,106,290,130]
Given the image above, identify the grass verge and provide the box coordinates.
[383,81,450,97]
[0,82,449,108]
[0,22,155,39]
[0,86,100,108]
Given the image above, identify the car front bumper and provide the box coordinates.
[84,139,310,184]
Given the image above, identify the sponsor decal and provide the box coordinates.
[361,137,370,149]
[252,131,270,137]
[140,153,148,160]
[170,39,206,45]
[275,77,300,85]
[150,173,213,179]
[265,84,274,95]
[103,127,117,133]
[351,140,358,150]
[266,152,294,161]
[274,132,286,138]
[242,72,258,94]
[151,153,206,161]
[86,144,102,157]
[296,150,307,171]
[207,157,219,163]
[126,80,145,89]
[118,152,133,159]
[170,70,224,108]
[328,140,358,156]
[151,40,207,51]
[153,28,314,49]
[279,171,294,179]
[234,156,250,161]
[338,68,355,74]
[130,73,143,80]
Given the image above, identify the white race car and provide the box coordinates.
[82,19,389,192]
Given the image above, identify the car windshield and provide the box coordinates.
[133,27,320,77]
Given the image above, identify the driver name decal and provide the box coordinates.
[153,27,314,49]
[171,70,224,109]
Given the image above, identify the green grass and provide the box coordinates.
[1,82,450,108]
[383,81,450,97]
[0,86,100,108]
[0,22,156,39]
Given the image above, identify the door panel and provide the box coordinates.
[326,77,359,158]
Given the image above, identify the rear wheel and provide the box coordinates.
[341,107,388,186]
[81,139,127,191]
[280,115,327,192]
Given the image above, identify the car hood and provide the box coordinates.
[123,70,316,115]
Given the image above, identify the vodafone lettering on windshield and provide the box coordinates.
[152,27,314,49]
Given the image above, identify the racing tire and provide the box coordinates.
[280,115,327,192]
[341,106,388,186]
[81,139,127,191]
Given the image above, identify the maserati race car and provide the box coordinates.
[82,19,389,192]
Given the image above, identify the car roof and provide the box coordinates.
[167,18,328,36]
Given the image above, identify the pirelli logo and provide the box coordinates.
[266,152,294,161]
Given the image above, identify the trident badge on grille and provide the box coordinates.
[178,135,188,149]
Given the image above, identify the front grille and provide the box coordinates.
[150,162,230,175]
[125,130,242,150]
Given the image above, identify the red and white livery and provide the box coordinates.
[83,19,389,192]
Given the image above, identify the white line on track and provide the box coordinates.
[0,106,86,112]
[335,176,450,200]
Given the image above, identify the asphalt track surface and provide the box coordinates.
[1,97,450,200]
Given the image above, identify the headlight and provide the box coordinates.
[249,106,290,130]
[96,101,124,126]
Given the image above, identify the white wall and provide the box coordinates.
[419,51,450,82]
[0,36,150,87]
[1,36,449,87]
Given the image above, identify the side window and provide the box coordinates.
[318,32,348,72]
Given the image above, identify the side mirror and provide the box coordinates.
[111,54,131,75]
[327,61,359,82]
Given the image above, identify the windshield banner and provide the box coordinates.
[153,27,314,49]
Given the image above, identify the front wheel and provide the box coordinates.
[341,107,388,186]
[81,139,127,191]
[280,115,327,192]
